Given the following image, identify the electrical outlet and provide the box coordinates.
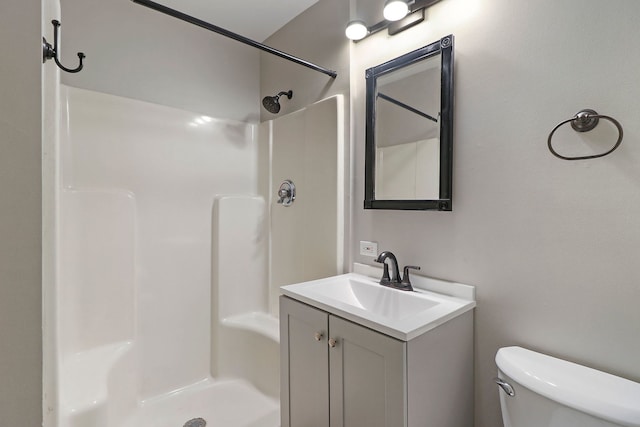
[359,241,378,257]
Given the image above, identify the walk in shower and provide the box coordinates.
[48,85,345,427]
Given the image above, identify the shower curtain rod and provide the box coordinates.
[131,0,338,79]
[378,93,438,123]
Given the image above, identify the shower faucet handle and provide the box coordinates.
[276,179,296,206]
[278,188,289,198]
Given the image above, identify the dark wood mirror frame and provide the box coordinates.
[364,35,454,211]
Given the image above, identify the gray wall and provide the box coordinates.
[266,1,640,426]
[353,1,640,426]
[0,0,43,425]
[59,0,260,122]
[260,0,351,122]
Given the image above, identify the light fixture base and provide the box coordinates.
[388,8,425,35]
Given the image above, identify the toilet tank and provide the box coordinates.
[495,346,640,427]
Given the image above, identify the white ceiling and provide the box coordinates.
[158,0,320,42]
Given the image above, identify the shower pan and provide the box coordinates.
[47,85,345,427]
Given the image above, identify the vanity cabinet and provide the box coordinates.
[280,296,405,427]
[279,295,473,427]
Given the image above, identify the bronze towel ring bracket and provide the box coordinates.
[547,109,623,160]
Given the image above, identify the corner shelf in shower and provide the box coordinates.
[59,341,134,420]
[221,312,280,343]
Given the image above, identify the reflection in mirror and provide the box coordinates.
[376,55,441,200]
[365,35,454,210]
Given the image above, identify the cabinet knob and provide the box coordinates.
[314,332,323,341]
[328,338,337,348]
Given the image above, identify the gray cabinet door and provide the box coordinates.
[280,296,330,427]
[329,316,407,427]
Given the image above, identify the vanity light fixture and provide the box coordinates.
[345,20,369,41]
[346,0,443,41]
[383,0,410,21]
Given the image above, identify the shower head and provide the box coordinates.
[262,90,293,114]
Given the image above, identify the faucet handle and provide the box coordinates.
[400,265,421,290]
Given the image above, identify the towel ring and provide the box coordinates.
[547,109,623,160]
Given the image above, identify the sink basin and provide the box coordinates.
[302,276,438,320]
[280,268,475,341]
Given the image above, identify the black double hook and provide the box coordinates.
[42,20,85,73]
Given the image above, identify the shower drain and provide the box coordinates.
[183,418,206,427]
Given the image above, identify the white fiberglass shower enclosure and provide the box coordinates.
[48,85,345,427]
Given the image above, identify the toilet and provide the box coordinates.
[495,346,640,427]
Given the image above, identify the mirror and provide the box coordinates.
[364,35,454,211]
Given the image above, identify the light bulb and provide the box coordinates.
[383,0,409,21]
[345,20,369,41]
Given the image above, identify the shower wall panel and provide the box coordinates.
[269,96,345,307]
[60,85,258,399]
[59,190,136,354]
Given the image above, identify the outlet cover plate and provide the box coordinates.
[359,241,378,257]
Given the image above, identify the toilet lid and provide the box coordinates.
[496,346,640,427]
